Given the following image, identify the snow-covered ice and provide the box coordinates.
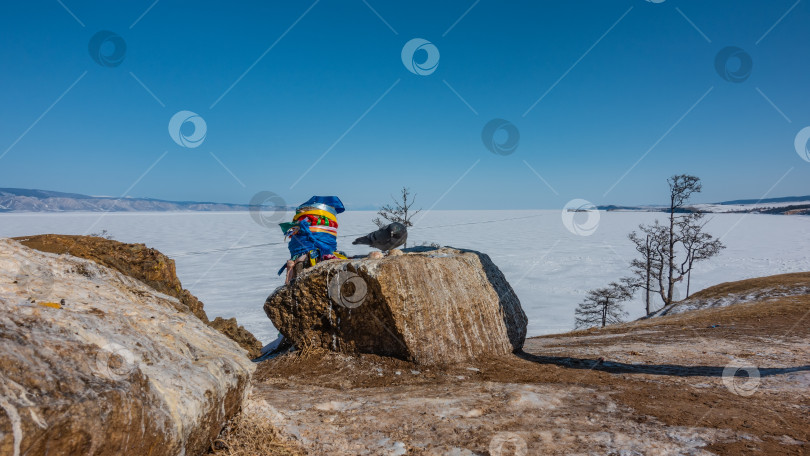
[1,210,808,343]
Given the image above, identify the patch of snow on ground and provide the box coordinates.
[656,285,810,316]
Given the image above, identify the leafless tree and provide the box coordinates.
[627,175,725,313]
[664,175,701,302]
[373,187,421,247]
[628,222,668,315]
[676,212,725,297]
[575,281,632,329]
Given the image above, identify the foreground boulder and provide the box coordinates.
[0,239,255,456]
[14,234,263,358]
[264,247,527,365]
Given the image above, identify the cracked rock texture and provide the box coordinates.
[264,247,527,365]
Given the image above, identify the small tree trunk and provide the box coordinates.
[667,197,675,305]
[686,268,692,298]
[645,235,651,315]
[403,205,408,248]
[601,299,608,328]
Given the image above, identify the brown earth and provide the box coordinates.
[14,234,263,359]
[249,273,810,455]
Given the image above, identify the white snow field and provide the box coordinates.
[1,210,808,344]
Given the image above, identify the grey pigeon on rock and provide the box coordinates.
[352,222,408,251]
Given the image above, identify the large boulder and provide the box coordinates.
[264,247,527,365]
[0,239,255,456]
[14,234,263,359]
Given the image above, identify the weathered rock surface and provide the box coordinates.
[14,234,262,358]
[264,247,527,365]
[0,238,255,456]
[209,317,264,359]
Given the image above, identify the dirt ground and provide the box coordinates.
[247,276,809,455]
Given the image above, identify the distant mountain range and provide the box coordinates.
[0,188,293,213]
[598,195,810,216]
[713,195,810,205]
[1,188,809,214]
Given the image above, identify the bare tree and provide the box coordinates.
[373,187,421,247]
[628,175,725,312]
[676,213,725,297]
[575,281,632,329]
[664,175,701,303]
[628,221,668,315]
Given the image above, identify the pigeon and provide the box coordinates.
[352,222,408,251]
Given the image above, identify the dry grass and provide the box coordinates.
[688,271,810,300]
[535,289,810,340]
[209,407,305,456]
[292,339,328,359]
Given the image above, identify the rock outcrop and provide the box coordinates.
[264,247,527,365]
[0,238,255,456]
[14,234,262,358]
[209,317,264,359]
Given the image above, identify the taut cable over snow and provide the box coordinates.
[168,213,543,258]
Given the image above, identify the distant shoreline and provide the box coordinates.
[2,188,810,214]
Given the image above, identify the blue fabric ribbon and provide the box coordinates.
[277,219,338,275]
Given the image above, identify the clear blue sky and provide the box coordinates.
[1,0,808,210]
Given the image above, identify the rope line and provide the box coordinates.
[168,213,543,257]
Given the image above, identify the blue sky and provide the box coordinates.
[1,0,808,210]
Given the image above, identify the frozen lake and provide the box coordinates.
[1,210,808,344]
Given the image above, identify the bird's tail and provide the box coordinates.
[352,235,370,245]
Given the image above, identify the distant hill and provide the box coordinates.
[3,187,809,214]
[0,188,292,213]
[598,195,810,216]
[717,195,810,205]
